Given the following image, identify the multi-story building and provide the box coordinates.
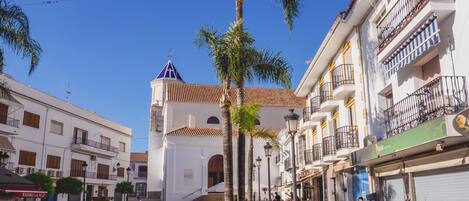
[0,74,132,201]
[130,152,148,198]
[146,60,304,201]
[354,0,469,200]
[281,1,372,200]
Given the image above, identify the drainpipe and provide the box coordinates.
[40,107,50,170]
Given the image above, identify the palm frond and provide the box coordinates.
[231,103,260,132]
[247,48,292,89]
[252,128,280,148]
[280,0,301,30]
[195,27,229,83]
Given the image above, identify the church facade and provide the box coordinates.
[146,60,304,201]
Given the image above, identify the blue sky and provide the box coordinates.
[4,0,349,152]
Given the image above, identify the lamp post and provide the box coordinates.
[255,156,262,201]
[284,109,299,201]
[126,167,132,201]
[82,162,88,201]
[264,142,273,201]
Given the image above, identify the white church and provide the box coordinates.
[146,60,304,201]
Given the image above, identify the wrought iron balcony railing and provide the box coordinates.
[310,96,320,114]
[69,170,117,180]
[332,64,355,89]
[320,83,333,104]
[322,136,336,156]
[73,137,119,153]
[377,0,430,50]
[312,143,323,161]
[335,126,359,150]
[384,76,468,138]
[304,149,313,165]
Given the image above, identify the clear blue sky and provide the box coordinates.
[4,0,349,152]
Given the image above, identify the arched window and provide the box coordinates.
[208,155,223,187]
[207,116,220,124]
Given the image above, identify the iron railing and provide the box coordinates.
[73,137,119,152]
[320,83,333,104]
[310,96,321,114]
[6,117,19,128]
[384,76,468,137]
[332,64,355,89]
[322,136,336,156]
[335,126,359,150]
[303,107,311,122]
[312,144,323,161]
[304,149,313,165]
[69,170,117,180]
[377,0,430,50]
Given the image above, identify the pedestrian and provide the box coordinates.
[358,197,364,201]
[274,192,281,201]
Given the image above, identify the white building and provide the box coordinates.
[0,74,132,201]
[146,60,304,201]
[354,0,469,200]
[130,152,148,198]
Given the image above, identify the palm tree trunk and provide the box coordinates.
[236,85,246,201]
[235,1,246,200]
[247,135,254,201]
[221,79,234,201]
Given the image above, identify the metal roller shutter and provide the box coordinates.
[414,166,469,201]
[382,176,406,201]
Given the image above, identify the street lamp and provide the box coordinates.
[284,109,299,201]
[264,142,273,201]
[255,156,262,201]
[82,162,88,201]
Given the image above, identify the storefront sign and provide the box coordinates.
[453,108,469,136]
[4,190,47,198]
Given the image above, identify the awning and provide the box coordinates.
[383,15,440,79]
[0,136,15,153]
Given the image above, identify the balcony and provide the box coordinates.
[384,76,467,138]
[69,170,117,180]
[310,96,329,121]
[320,83,340,112]
[332,64,355,100]
[312,143,329,167]
[71,137,118,158]
[335,126,359,157]
[322,136,339,162]
[377,0,455,59]
[301,107,316,129]
[284,158,292,171]
[0,116,21,135]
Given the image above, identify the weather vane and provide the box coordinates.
[168,49,173,60]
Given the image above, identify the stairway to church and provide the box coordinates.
[193,193,224,201]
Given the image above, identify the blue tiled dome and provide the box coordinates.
[156,60,184,82]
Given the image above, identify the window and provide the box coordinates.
[117,167,125,177]
[19,150,36,166]
[46,155,61,169]
[101,136,110,146]
[70,159,85,177]
[23,111,40,128]
[207,116,220,124]
[119,142,126,152]
[0,103,8,124]
[136,183,147,197]
[97,164,110,180]
[138,165,147,178]
[50,120,63,135]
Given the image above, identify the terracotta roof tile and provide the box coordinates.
[130,152,148,162]
[166,83,305,107]
[166,127,279,137]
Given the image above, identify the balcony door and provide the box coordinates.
[100,136,111,150]
[0,103,8,124]
[74,128,88,144]
[97,164,110,180]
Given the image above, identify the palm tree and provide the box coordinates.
[0,0,42,74]
[196,21,249,201]
[233,1,301,200]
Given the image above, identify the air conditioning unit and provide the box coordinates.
[47,170,55,177]
[90,155,97,161]
[15,167,25,175]
[56,171,63,178]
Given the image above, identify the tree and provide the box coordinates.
[233,0,301,199]
[0,0,42,74]
[24,172,54,200]
[56,177,83,196]
[196,22,242,201]
[115,181,134,194]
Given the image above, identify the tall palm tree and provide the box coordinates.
[196,21,249,201]
[233,1,301,200]
[0,0,42,74]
